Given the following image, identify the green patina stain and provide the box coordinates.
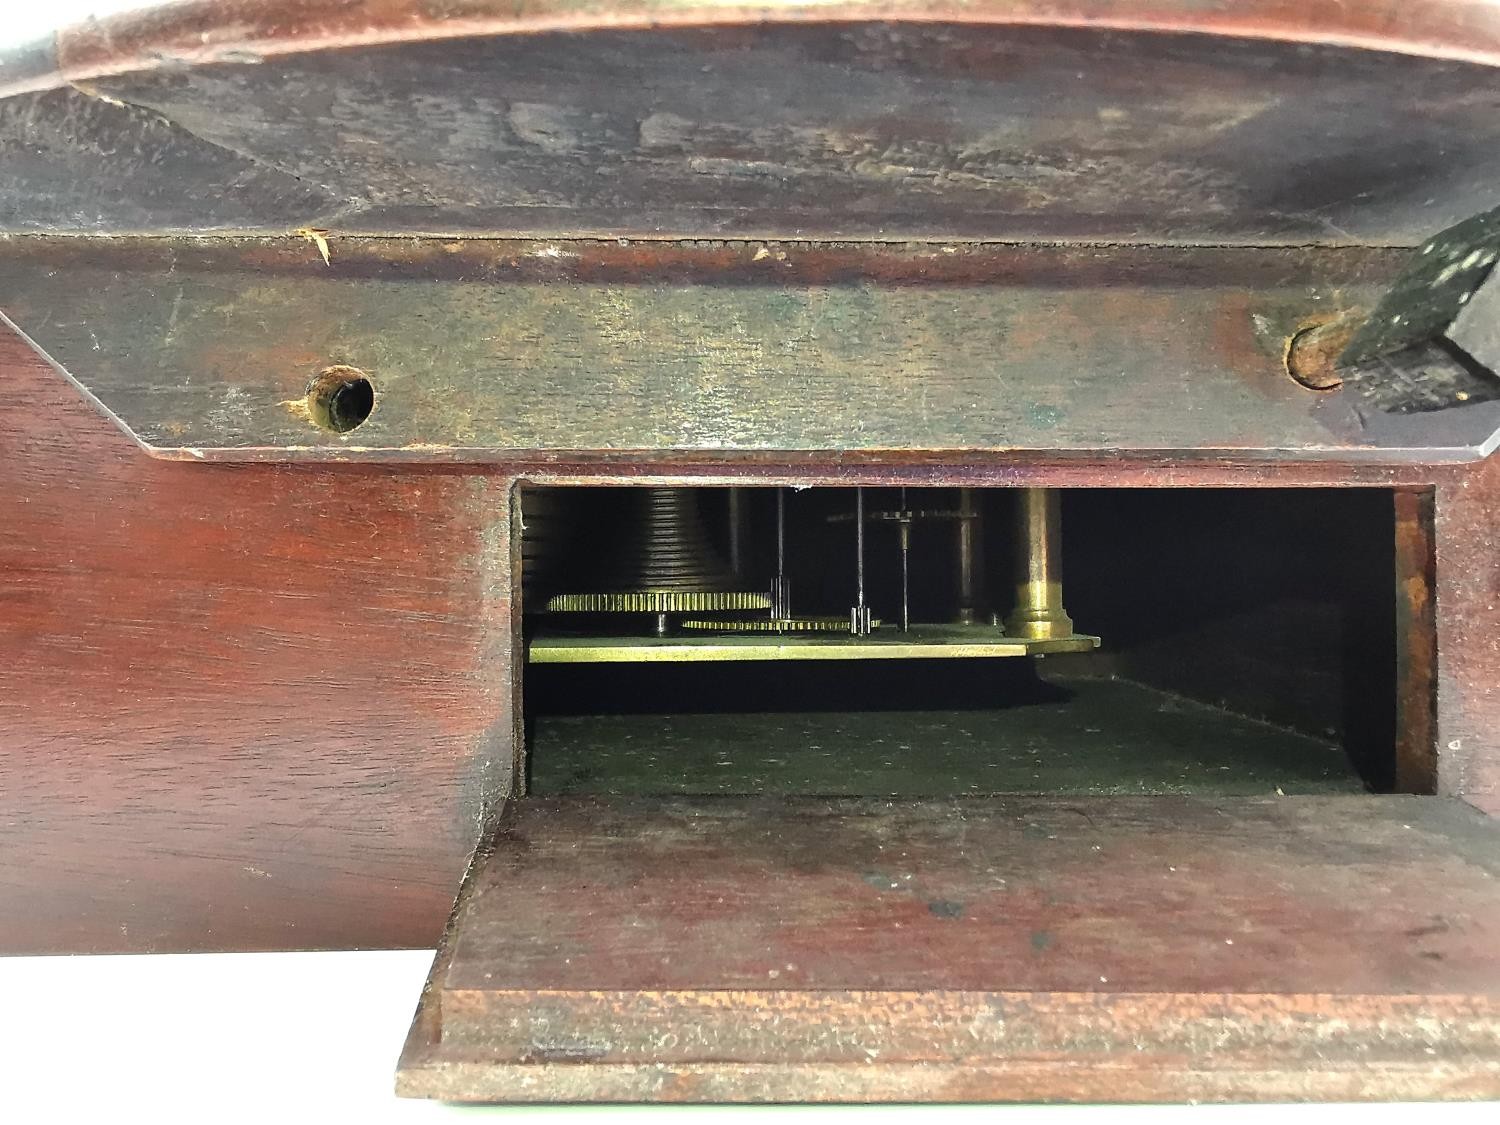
[1027,403,1064,428]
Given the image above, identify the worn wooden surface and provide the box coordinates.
[0,330,515,953]
[4,237,1453,460]
[529,677,1364,797]
[400,793,1500,1101]
[1396,488,1440,795]
[13,0,1500,96]
[2,311,1495,954]
[1436,456,1500,816]
[3,16,1500,242]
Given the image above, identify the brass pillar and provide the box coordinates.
[1003,488,1075,640]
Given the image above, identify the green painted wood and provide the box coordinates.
[530,677,1365,797]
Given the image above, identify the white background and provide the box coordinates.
[1,950,1496,1123]
[2,1,160,44]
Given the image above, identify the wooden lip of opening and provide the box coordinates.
[7,0,1500,99]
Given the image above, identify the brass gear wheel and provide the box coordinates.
[678,615,871,634]
[545,590,772,614]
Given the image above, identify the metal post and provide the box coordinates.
[1003,488,1074,640]
[850,487,872,635]
[897,487,911,632]
[771,487,791,620]
[955,487,982,626]
[727,487,748,579]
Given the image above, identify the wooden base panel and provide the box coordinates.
[400,795,1500,1103]
[398,1058,1500,1104]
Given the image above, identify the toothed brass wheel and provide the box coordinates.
[678,616,872,633]
[545,590,772,613]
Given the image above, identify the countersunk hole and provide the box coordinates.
[307,366,375,433]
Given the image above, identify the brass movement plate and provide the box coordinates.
[528,625,1100,663]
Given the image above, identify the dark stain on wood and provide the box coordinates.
[3,21,1499,243]
[0,87,337,232]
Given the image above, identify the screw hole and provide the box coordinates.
[1285,316,1359,393]
[307,366,374,433]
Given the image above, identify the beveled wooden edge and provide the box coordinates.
[399,791,1500,1101]
[5,0,1500,99]
[396,821,506,1096]
[395,1055,1500,1103]
[9,235,1495,466]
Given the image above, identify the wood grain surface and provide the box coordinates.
[4,18,1499,243]
[400,793,1500,1101]
[0,238,1440,460]
[2,317,1496,954]
[25,0,1500,97]
[0,329,515,953]
[12,0,1500,100]
[1396,487,1439,794]
[1436,455,1500,815]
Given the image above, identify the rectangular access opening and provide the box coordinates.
[517,486,1411,801]
[403,482,1499,1105]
